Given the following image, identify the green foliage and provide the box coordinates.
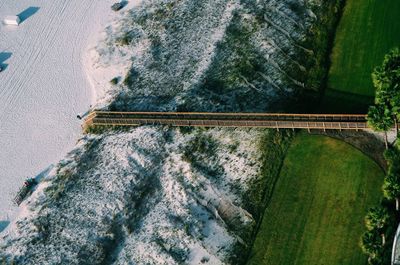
[228,141,239,153]
[382,148,400,201]
[302,0,345,92]
[44,170,74,201]
[382,148,400,200]
[360,203,396,265]
[383,173,400,201]
[367,48,400,137]
[154,235,188,263]
[287,1,306,18]
[178,126,195,135]
[182,134,217,163]
[242,130,294,221]
[193,11,263,98]
[372,48,400,95]
[228,130,294,265]
[116,33,133,46]
[367,104,394,132]
[33,215,51,241]
[109,77,119,85]
[182,133,223,179]
[84,124,111,134]
[372,48,400,124]
[361,229,383,259]
[123,68,140,87]
[84,125,132,135]
[384,147,400,165]
[365,207,389,231]
[360,145,400,265]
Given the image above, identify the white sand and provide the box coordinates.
[0,0,138,223]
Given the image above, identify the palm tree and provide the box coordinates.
[367,104,394,149]
[365,207,389,245]
[384,147,398,165]
[382,149,400,210]
[383,171,400,211]
[372,48,400,95]
[371,48,400,139]
[361,229,382,260]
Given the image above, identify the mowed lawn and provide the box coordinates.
[247,134,384,265]
[328,0,400,96]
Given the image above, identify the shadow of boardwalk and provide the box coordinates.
[17,7,40,23]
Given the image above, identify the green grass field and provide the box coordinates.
[247,134,384,265]
[328,0,400,97]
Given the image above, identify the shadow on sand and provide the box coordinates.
[0,220,10,233]
[17,6,40,23]
[120,1,129,8]
[0,52,12,71]
[34,165,54,182]
[0,52,12,63]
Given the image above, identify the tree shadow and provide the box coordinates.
[120,1,129,8]
[34,165,54,182]
[0,52,12,64]
[0,220,10,233]
[0,64,8,71]
[0,52,12,71]
[17,6,40,23]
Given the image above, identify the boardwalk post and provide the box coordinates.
[275,121,279,132]
[323,122,326,132]
[292,121,295,132]
[307,122,311,133]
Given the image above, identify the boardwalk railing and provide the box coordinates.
[84,111,370,131]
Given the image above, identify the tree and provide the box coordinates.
[383,147,399,165]
[371,48,400,138]
[383,148,400,210]
[367,104,394,149]
[364,207,389,246]
[383,173,400,210]
[361,229,383,262]
[372,48,400,91]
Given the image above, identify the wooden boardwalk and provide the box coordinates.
[84,111,370,131]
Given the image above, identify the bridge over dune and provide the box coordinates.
[84,111,371,132]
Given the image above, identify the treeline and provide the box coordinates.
[361,48,400,264]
